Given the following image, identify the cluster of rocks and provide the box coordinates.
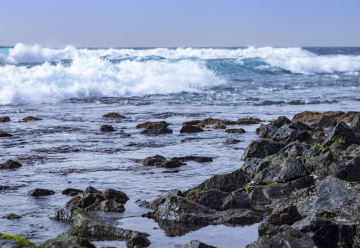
[141,112,360,247]
[134,155,213,169]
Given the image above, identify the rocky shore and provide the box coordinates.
[1,111,360,248]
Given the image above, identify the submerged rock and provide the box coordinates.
[0,160,22,169]
[100,125,116,131]
[181,240,217,248]
[141,155,167,166]
[156,160,186,168]
[236,118,262,125]
[62,188,84,196]
[140,121,173,134]
[103,112,126,119]
[136,121,170,129]
[0,131,12,137]
[225,128,245,133]
[28,188,55,197]
[22,116,42,121]
[180,126,204,133]
[0,116,11,122]
[2,214,22,220]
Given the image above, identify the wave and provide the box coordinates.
[0,56,224,105]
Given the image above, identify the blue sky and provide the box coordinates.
[0,0,359,47]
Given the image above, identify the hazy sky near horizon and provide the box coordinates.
[1,0,359,47]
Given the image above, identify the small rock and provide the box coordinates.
[142,155,167,166]
[0,185,9,190]
[49,204,76,221]
[162,170,180,173]
[102,189,129,203]
[62,188,84,195]
[0,116,11,122]
[22,116,42,121]
[182,240,217,248]
[225,128,245,133]
[236,118,262,125]
[136,121,171,129]
[103,112,126,119]
[156,160,186,168]
[28,188,55,196]
[2,214,22,220]
[180,125,204,133]
[241,140,284,160]
[224,138,241,144]
[0,131,12,137]
[126,235,151,248]
[140,122,173,134]
[0,160,22,169]
[100,125,116,131]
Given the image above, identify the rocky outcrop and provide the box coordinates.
[292,111,360,123]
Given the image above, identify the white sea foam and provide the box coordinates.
[0,56,224,105]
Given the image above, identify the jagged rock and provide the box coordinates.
[142,155,167,166]
[273,124,310,143]
[346,157,360,182]
[66,193,103,210]
[99,199,125,212]
[241,140,284,160]
[350,145,360,156]
[49,205,77,221]
[156,160,186,168]
[0,131,12,137]
[267,205,302,225]
[22,116,42,121]
[181,240,217,248]
[218,209,262,224]
[314,115,337,127]
[350,114,360,130]
[103,112,126,119]
[140,122,173,134]
[84,186,102,195]
[221,192,252,209]
[62,188,84,196]
[0,160,22,169]
[236,118,262,125]
[289,121,312,131]
[2,214,22,220]
[186,189,229,210]
[305,149,342,178]
[279,141,309,157]
[180,126,204,133]
[102,189,129,203]
[270,116,292,128]
[126,235,151,248]
[0,116,11,122]
[323,121,360,147]
[256,124,278,138]
[246,222,316,248]
[136,121,170,129]
[225,128,245,133]
[100,125,116,131]
[28,188,55,196]
[188,169,250,193]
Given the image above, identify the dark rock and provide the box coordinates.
[0,185,9,191]
[246,222,316,248]
[305,150,341,178]
[136,121,170,129]
[182,120,202,126]
[180,126,204,133]
[84,186,102,195]
[0,116,11,122]
[126,235,151,248]
[225,128,245,133]
[241,140,284,160]
[273,124,310,143]
[156,160,186,168]
[270,116,292,128]
[343,144,359,156]
[0,160,22,169]
[22,116,42,121]
[212,124,226,129]
[171,156,213,163]
[186,189,229,210]
[99,199,125,212]
[218,209,263,225]
[224,138,240,144]
[49,204,77,221]
[0,233,38,248]
[182,240,217,248]
[142,155,167,166]
[349,145,360,156]
[236,118,262,125]
[100,125,116,131]
[43,232,96,248]
[140,122,173,134]
[314,115,337,127]
[162,170,180,173]
[289,121,312,131]
[102,189,129,203]
[62,188,84,196]
[188,169,250,193]
[28,188,55,196]
[323,121,360,147]
[279,141,309,157]
[346,157,360,182]
[0,131,12,137]
[103,112,126,119]
[350,114,360,130]
[2,214,22,220]
[292,111,360,123]
[267,205,302,225]
[221,192,252,209]
[256,124,278,138]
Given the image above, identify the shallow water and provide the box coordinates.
[0,45,359,247]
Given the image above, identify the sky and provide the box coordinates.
[0,0,359,47]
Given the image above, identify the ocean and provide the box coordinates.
[0,44,359,247]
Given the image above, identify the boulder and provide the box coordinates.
[99,199,125,212]
[103,112,126,119]
[186,189,229,210]
[0,131,12,137]
[241,140,284,160]
[323,121,360,147]
[28,188,55,197]
[62,188,84,196]
[270,116,292,128]
[350,114,360,130]
[289,121,312,131]
[246,223,316,248]
[267,205,302,226]
[314,115,337,128]
[0,160,22,169]
[22,116,42,121]
[256,124,278,138]
[180,126,204,133]
[136,121,170,129]
[102,189,129,203]
[49,204,77,221]
[83,186,102,195]
[346,157,360,182]
[273,124,310,143]
[140,122,173,134]
[156,160,186,168]
[0,116,11,122]
[182,240,217,248]
[225,128,245,133]
[100,125,116,131]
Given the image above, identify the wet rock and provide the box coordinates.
[236,118,262,125]
[218,209,263,225]
[225,128,245,133]
[103,112,126,119]
[126,235,151,248]
[212,124,226,129]
[99,199,125,212]
[273,124,310,143]
[270,116,292,128]
[84,186,102,195]
[136,121,170,129]
[43,232,96,248]
[196,117,232,127]
[0,185,9,191]
[0,160,22,169]
[180,125,204,133]
[182,120,202,126]
[246,222,316,248]
[2,214,22,220]
[135,199,151,208]
[162,170,180,173]
[0,233,38,248]
[188,169,250,193]
[22,116,42,121]
[140,121,173,134]
[171,156,213,163]
[346,157,360,182]
[49,205,77,221]
[314,115,337,127]
[221,192,252,209]
[323,121,360,147]
[181,240,217,248]
[28,188,55,196]
[0,116,11,122]
[293,111,360,123]
[156,160,186,168]
[100,125,116,131]
[256,124,278,138]
[224,138,240,144]
[142,155,167,166]
[241,140,284,160]
[349,145,360,156]
[186,189,229,210]
[267,205,302,226]
[350,114,360,130]
[279,141,309,157]
[0,130,12,137]
[102,189,129,203]
[289,121,312,131]
[62,188,84,196]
